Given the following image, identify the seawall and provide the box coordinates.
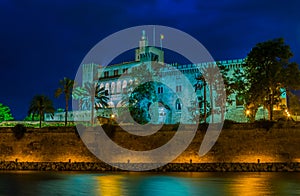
[1,124,300,165]
[1,162,300,172]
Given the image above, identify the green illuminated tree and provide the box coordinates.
[28,95,55,128]
[194,74,209,123]
[55,77,74,126]
[121,64,157,124]
[0,103,14,122]
[214,63,234,121]
[198,64,232,123]
[23,113,40,121]
[72,82,109,125]
[243,38,300,120]
[194,63,234,123]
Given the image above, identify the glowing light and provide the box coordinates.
[246,110,250,115]
[111,114,115,118]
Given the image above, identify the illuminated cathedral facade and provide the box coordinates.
[47,31,284,124]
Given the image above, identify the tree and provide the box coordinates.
[230,68,259,122]
[28,95,55,128]
[55,77,74,126]
[194,74,209,123]
[0,103,14,122]
[215,63,234,121]
[288,93,300,115]
[72,82,109,125]
[198,64,228,123]
[24,113,40,121]
[121,64,157,124]
[244,38,300,120]
[72,86,89,111]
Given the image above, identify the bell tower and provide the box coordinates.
[139,30,148,50]
[135,30,164,63]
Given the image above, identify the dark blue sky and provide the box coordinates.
[1,0,300,120]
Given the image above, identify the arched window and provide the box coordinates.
[105,83,110,95]
[117,81,121,93]
[108,101,115,108]
[111,82,115,94]
[100,83,104,89]
[122,80,127,93]
[158,86,163,94]
[175,99,182,111]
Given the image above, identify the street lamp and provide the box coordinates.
[246,110,250,116]
[245,109,251,122]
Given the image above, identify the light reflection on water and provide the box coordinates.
[0,171,299,195]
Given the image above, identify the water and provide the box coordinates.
[0,171,299,195]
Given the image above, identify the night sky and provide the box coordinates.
[1,0,300,120]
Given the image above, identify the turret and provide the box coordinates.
[135,30,164,63]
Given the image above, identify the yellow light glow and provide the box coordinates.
[246,110,250,115]
[111,114,115,118]
[96,175,124,196]
[227,175,269,195]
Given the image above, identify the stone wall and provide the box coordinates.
[0,162,299,172]
[0,127,99,162]
[0,125,300,164]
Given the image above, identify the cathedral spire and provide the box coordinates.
[139,30,148,49]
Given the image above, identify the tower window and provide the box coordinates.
[158,87,164,94]
[175,99,182,111]
[104,71,109,78]
[114,70,119,76]
[176,85,182,92]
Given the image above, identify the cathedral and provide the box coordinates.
[47,31,280,124]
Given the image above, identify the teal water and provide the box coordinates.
[0,172,299,195]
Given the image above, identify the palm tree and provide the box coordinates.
[194,74,208,122]
[73,82,109,125]
[28,95,55,128]
[200,64,222,123]
[55,77,74,126]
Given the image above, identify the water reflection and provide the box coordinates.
[0,171,299,195]
[96,175,124,196]
[227,174,274,195]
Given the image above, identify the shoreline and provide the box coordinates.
[0,162,299,172]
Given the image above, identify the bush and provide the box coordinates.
[254,119,275,131]
[12,124,27,139]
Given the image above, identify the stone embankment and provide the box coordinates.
[1,123,300,168]
[0,161,300,172]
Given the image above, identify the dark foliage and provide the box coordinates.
[254,119,275,131]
